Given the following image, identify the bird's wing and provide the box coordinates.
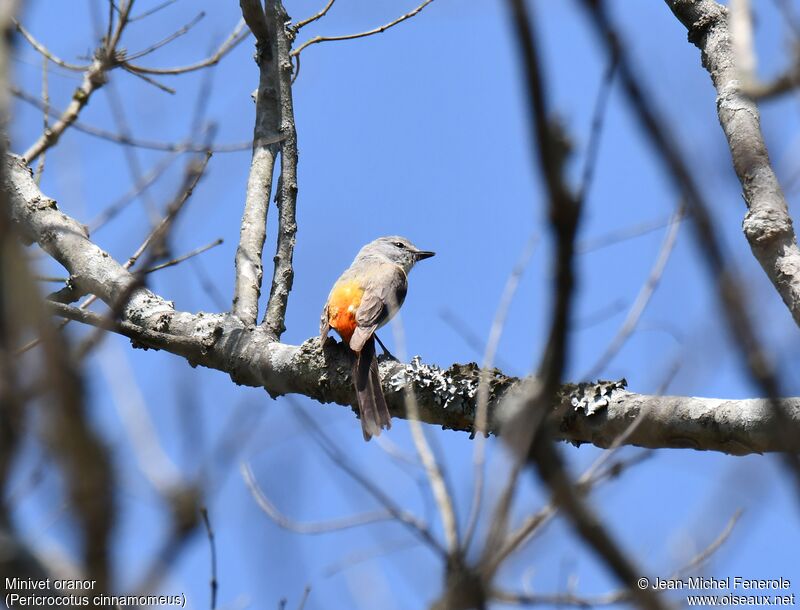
[350,264,407,352]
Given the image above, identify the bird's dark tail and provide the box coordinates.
[353,336,392,441]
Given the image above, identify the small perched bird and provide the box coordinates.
[320,236,435,441]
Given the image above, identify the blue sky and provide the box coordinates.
[8,0,800,608]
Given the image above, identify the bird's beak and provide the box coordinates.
[414,250,435,261]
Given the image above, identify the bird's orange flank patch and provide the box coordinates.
[327,280,364,344]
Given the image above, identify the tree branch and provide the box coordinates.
[260,0,298,340]
[7,153,800,456]
[291,0,436,59]
[233,0,281,326]
[666,0,800,327]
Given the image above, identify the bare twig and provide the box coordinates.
[144,239,223,274]
[131,152,213,267]
[577,213,677,253]
[13,84,260,152]
[485,453,652,577]
[293,0,337,32]
[463,235,538,553]
[22,58,107,161]
[390,315,460,555]
[129,0,178,22]
[673,510,742,577]
[34,55,48,184]
[125,11,205,61]
[127,19,249,76]
[21,0,137,162]
[89,151,181,231]
[13,19,89,71]
[583,206,683,379]
[291,0,436,59]
[292,406,446,557]
[242,463,395,533]
[577,53,617,203]
[730,0,800,99]
[200,507,218,610]
[296,586,311,610]
[104,79,160,224]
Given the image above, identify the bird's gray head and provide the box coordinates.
[356,236,435,273]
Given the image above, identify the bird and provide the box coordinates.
[320,236,435,441]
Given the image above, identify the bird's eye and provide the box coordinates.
[394,242,405,249]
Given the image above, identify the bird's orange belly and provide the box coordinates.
[327,281,364,344]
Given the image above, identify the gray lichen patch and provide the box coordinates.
[565,379,627,416]
[386,357,515,431]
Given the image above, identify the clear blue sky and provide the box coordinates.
[9,0,800,608]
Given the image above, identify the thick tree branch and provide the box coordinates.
[233,0,297,333]
[233,1,277,326]
[7,153,800,456]
[261,0,298,340]
[666,0,800,327]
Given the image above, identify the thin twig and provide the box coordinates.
[21,0,135,162]
[463,234,538,553]
[296,586,311,610]
[34,55,48,184]
[127,20,249,76]
[13,85,261,152]
[293,0,337,32]
[291,0,436,59]
[577,213,677,253]
[291,405,446,557]
[89,151,182,232]
[129,0,178,22]
[121,65,176,94]
[144,239,223,274]
[674,510,743,577]
[583,206,683,379]
[12,19,89,71]
[577,53,618,203]
[124,11,205,61]
[242,463,395,533]
[104,79,161,225]
[200,507,218,610]
[390,315,460,556]
[484,452,652,579]
[128,152,213,268]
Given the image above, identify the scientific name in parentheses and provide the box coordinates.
[651,577,792,591]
